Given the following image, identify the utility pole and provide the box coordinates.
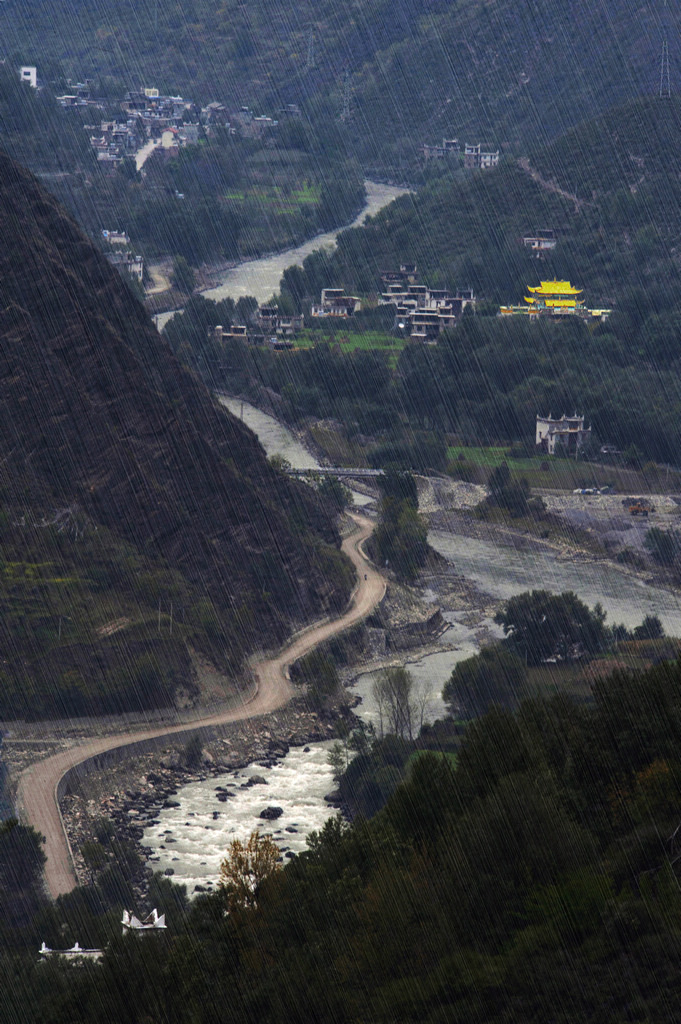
[660,0,671,98]
[660,35,671,98]
[340,67,351,121]
[306,26,316,72]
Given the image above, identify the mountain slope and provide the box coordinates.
[0,150,352,716]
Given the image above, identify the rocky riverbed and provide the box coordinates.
[52,562,491,903]
[58,701,348,901]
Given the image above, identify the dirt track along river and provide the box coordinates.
[17,513,385,899]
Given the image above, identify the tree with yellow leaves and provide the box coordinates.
[218,830,280,911]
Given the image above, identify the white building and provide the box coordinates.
[121,909,167,935]
[39,941,103,962]
[311,289,361,317]
[464,143,499,169]
[536,413,591,455]
[523,231,557,255]
[102,230,130,246]
[19,66,37,89]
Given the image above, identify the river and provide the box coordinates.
[154,180,410,330]
[428,529,681,635]
[217,395,373,506]
[144,744,338,896]
[144,402,681,892]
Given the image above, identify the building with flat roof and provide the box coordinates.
[536,413,591,455]
[523,230,557,256]
[464,143,499,169]
[311,289,361,317]
[20,66,37,89]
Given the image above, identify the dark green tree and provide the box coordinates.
[633,614,665,640]
[645,528,679,566]
[172,255,196,294]
[495,590,606,665]
[443,643,527,718]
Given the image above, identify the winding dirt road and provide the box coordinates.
[517,157,590,211]
[18,513,385,899]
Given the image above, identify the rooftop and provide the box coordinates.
[527,279,582,295]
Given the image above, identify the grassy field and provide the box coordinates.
[294,329,407,366]
[523,638,681,702]
[223,183,320,213]
[447,445,681,493]
[308,423,369,467]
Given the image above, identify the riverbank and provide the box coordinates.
[55,568,485,900]
[18,513,385,898]
[150,181,410,326]
[59,699,348,900]
[50,496,681,901]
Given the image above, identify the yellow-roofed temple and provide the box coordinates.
[499,279,611,321]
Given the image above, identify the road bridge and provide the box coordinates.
[288,467,384,478]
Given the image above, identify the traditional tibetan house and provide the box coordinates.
[536,413,591,455]
[122,909,167,935]
[500,279,610,321]
[39,941,104,962]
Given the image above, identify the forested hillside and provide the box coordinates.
[11,658,681,1021]
[286,96,681,308]
[5,0,677,170]
[161,97,681,463]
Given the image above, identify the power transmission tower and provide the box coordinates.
[660,0,671,98]
[660,34,671,98]
[340,67,351,121]
[306,26,316,71]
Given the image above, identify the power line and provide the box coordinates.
[660,34,671,98]
[660,0,671,98]
[306,26,315,71]
[340,67,351,121]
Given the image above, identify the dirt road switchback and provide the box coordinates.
[17,513,385,898]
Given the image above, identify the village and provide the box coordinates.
[18,64,289,167]
[206,264,613,352]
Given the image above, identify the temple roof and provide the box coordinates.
[526,279,582,295]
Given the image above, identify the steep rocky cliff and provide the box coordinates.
[0,151,352,716]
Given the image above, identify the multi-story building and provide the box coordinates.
[106,251,144,282]
[254,307,304,336]
[536,414,591,455]
[310,289,361,317]
[499,279,611,321]
[389,288,476,341]
[464,143,499,169]
[423,138,460,161]
[522,230,557,255]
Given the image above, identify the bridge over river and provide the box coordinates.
[287,467,384,479]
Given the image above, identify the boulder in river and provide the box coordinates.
[247,775,267,786]
[259,806,284,820]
